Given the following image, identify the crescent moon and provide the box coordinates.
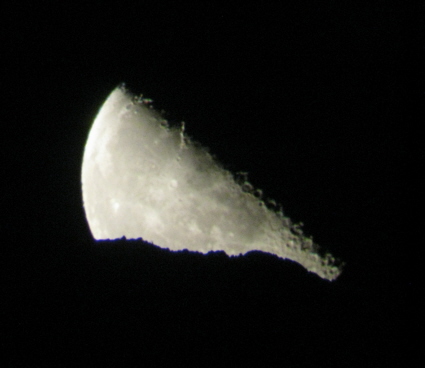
[81,85,342,280]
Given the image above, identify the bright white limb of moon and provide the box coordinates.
[81,86,342,280]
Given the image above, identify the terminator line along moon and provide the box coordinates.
[81,85,343,280]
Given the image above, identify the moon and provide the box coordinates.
[81,85,342,280]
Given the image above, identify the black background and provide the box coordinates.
[2,2,421,366]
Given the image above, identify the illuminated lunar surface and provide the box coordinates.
[81,86,342,280]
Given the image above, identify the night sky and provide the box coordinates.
[2,2,420,366]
